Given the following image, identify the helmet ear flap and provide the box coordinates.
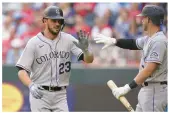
[160,19,164,25]
[61,21,65,31]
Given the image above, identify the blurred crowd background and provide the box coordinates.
[2,3,168,67]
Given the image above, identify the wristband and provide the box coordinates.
[129,80,138,89]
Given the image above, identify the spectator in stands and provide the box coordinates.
[2,16,13,41]
[91,17,112,39]
[20,21,41,47]
[6,38,24,64]
[73,3,96,27]
[72,14,91,38]
[114,8,130,39]
[11,11,29,40]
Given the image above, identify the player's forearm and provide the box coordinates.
[83,50,94,63]
[134,69,153,85]
[134,62,158,85]
[18,70,32,87]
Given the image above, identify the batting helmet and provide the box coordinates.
[42,6,65,29]
[137,5,165,25]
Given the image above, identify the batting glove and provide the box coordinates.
[73,30,89,52]
[94,33,117,49]
[112,84,131,100]
[29,82,44,99]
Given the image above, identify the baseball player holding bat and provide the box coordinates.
[94,5,167,112]
[16,6,93,112]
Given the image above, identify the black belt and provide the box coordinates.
[142,81,167,87]
[41,86,66,91]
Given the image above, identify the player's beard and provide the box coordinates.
[48,25,61,35]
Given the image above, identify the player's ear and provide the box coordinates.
[42,18,47,23]
[148,17,151,24]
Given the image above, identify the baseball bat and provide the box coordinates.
[107,80,134,112]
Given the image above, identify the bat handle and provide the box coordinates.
[107,80,135,112]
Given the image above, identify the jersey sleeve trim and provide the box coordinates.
[78,53,84,61]
[77,52,83,60]
[145,60,162,64]
[15,64,31,73]
[136,39,142,50]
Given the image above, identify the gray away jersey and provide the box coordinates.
[136,31,167,82]
[16,32,83,86]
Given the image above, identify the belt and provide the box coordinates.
[41,86,66,92]
[142,81,167,87]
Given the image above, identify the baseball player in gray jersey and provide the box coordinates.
[16,6,93,112]
[94,5,167,111]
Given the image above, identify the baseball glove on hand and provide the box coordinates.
[73,30,89,52]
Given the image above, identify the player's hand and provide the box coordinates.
[29,82,44,99]
[112,84,131,100]
[94,33,117,49]
[73,30,89,52]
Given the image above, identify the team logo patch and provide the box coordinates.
[56,9,60,15]
[150,52,159,59]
